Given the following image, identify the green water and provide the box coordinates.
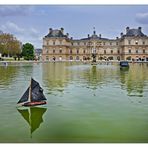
[0,62,148,143]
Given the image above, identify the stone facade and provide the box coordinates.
[42,27,148,62]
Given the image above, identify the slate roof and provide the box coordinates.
[45,29,68,38]
[124,29,147,37]
[81,32,109,41]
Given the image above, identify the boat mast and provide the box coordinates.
[28,78,32,102]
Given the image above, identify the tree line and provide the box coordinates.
[0,32,35,60]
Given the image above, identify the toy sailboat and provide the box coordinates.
[17,78,47,106]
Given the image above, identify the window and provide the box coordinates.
[135,41,138,45]
[70,49,72,54]
[60,41,62,45]
[70,56,73,60]
[77,42,79,45]
[46,50,48,54]
[128,40,131,45]
[143,41,145,45]
[46,56,49,60]
[116,42,118,45]
[71,42,73,45]
[103,42,105,46]
[143,50,145,53]
[53,49,55,53]
[59,49,62,53]
[76,56,79,60]
[129,49,131,53]
[53,41,55,45]
[110,42,112,46]
[77,49,79,54]
[136,50,138,53]
[111,50,113,54]
[117,50,120,54]
[83,50,85,54]
[104,50,106,54]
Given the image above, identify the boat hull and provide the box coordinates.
[22,101,47,107]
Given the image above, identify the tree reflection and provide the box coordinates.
[0,66,18,86]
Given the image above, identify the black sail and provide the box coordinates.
[18,78,46,104]
[17,87,29,104]
[31,78,47,102]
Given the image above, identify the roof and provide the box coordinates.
[45,29,68,38]
[124,28,147,37]
[35,48,42,53]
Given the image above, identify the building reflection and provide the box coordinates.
[17,107,47,137]
[80,65,119,90]
[42,62,72,92]
[42,62,148,97]
[119,64,148,97]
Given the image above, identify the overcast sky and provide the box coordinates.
[0,5,148,48]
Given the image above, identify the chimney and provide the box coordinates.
[126,27,130,33]
[120,32,123,37]
[138,27,142,31]
[99,34,101,38]
[61,27,64,34]
[88,34,90,38]
[49,28,52,33]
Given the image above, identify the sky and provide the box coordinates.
[0,5,148,48]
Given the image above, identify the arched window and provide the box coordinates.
[70,56,73,60]
[76,56,79,60]
[83,56,86,60]
[70,49,72,54]
[46,56,49,61]
[129,49,131,53]
[59,49,62,53]
[143,50,145,53]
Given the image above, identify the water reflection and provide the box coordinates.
[80,65,119,90]
[120,64,148,97]
[0,66,19,87]
[42,63,148,97]
[17,107,47,136]
[42,63,70,93]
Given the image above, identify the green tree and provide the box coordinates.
[22,43,35,60]
[0,33,21,58]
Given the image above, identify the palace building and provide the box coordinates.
[42,27,148,62]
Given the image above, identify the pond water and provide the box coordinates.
[0,62,148,143]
